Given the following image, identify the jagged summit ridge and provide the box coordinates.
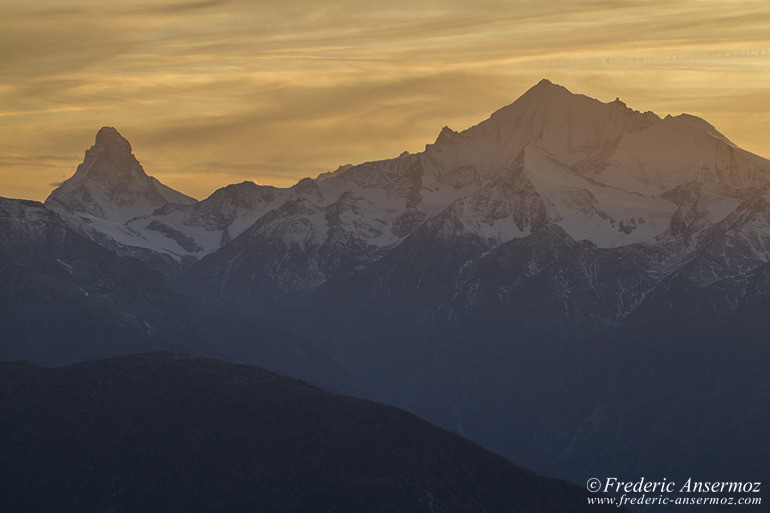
[181,79,770,296]
[40,81,770,276]
[94,126,132,155]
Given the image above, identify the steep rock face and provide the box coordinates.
[46,127,195,224]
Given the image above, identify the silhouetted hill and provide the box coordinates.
[0,353,624,513]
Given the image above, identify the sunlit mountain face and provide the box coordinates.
[2,80,768,510]
[44,80,770,284]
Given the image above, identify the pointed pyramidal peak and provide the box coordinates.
[532,77,565,92]
[75,126,144,184]
[434,126,458,145]
[45,127,195,224]
[515,78,573,104]
[493,78,596,119]
[419,78,662,173]
[94,126,132,155]
[425,126,461,151]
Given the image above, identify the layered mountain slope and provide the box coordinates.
[171,81,770,489]
[0,197,342,386]
[27,80,770,493]
[263,214,769,495]
[0,353,624,513]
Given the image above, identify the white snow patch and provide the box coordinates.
[522,145,675,247]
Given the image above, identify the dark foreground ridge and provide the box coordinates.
[0,352,625,513]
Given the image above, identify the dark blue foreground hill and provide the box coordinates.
[0,353,624,513]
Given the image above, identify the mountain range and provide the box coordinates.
[45,80,770,284]
[3,79,769,503]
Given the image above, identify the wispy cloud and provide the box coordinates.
[1,0,769,200]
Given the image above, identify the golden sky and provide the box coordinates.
[2,0,769,201]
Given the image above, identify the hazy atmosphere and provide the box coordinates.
[2,0,769,201]
[3,3,769,509]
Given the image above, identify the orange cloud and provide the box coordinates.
[1,0,769,200]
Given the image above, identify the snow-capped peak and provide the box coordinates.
[33,81,770,276]
[45,127,195,224]
[415,80,662,186]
